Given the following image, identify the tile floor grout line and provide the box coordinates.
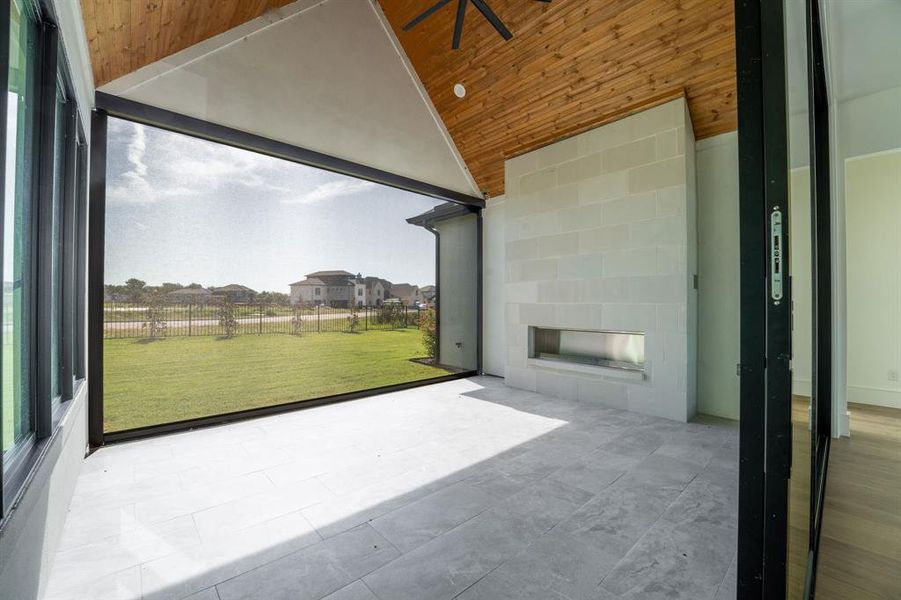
[595,466,705,594]
[710,553,737,599]
[361,577,384,600]
[49,379,738,600]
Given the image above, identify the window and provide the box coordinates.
[357,288,362,297]
[2,1,86,515]
[2,0,39,488]
[49,86,66,403]
[315,287,320,296]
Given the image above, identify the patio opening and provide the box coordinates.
[101,117,477,435]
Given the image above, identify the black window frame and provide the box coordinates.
[89,100,484,445]
[0,0,87,521]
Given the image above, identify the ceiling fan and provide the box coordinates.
[402,0,552,49]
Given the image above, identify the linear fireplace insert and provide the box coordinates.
[528,327,645,372]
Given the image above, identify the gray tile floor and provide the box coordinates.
[44,377,738,600]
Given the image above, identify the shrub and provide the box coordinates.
[347,303,361,333]
[218,298,239,338]
[376,303,405,329]
[141,294,168,339]
[419,308,437,362]
[291,305,305,336]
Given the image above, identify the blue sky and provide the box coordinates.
[104,118,441,292]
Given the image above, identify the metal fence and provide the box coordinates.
[103,302,424,339]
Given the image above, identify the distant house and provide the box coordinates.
[210,284,257,304]
[390,283,421,307]
[289,277,327,306]
[363,277,392,307]
[290,270,357,307]
[166,287,213,304]
[289,271,407,307]
[420,285,436,304]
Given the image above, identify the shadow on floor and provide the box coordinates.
[44,376,739,600]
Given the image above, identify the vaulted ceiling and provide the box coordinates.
[81,0,737,197]
[80,0,295,87]
[379,0,737,196]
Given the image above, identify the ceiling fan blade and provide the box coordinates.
[452,0,468,49]
[470,0,513,40]
[402,0,453,31]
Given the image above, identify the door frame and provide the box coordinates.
[735,0,792,596]
[805,0,833,594]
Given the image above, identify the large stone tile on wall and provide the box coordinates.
[503,97,698,422]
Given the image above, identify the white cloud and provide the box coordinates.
[106,120,377,207]
[282,179,376,204]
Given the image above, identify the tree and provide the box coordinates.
[105,283,126,300]
[124,278,147,304]
[258,291,290,305]
[291,303,306,336]
[141,293,168,339]
[218,298,239,338]
[159,282,183,294]
[346,302,360,333]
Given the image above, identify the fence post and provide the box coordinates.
[317,304,321,333]
[259,304,263,334]
[365,306,368,331]
[188,304,192,336]
[404,305,408,328]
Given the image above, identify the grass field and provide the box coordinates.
[103,329,450,432]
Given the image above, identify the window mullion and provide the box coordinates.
[33,21,57,439]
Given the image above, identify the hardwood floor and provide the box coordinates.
[816,402,901,599]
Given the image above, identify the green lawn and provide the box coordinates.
[103,330,450,432]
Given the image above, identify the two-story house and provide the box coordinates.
[210,284,257,304]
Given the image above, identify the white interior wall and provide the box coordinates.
[101,0,478,197]
[790,168,813,398]
[845,150,901,408]
[482,197,506,377]
[694,134,813,419]
[695,132,740,420]
[830,85,901,420]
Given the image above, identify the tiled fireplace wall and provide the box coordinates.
[503,98,698,422]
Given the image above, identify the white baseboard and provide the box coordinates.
[848,385,901,409]
[792,378,811,397]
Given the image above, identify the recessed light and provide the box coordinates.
[453,83,466,98]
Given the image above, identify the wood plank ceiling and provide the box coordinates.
[80,0,737,197]
[379,0,737,196]
[80,0,294,88]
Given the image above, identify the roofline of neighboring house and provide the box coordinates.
[406,201,478,227]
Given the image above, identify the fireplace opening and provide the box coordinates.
[528,327,645,373]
